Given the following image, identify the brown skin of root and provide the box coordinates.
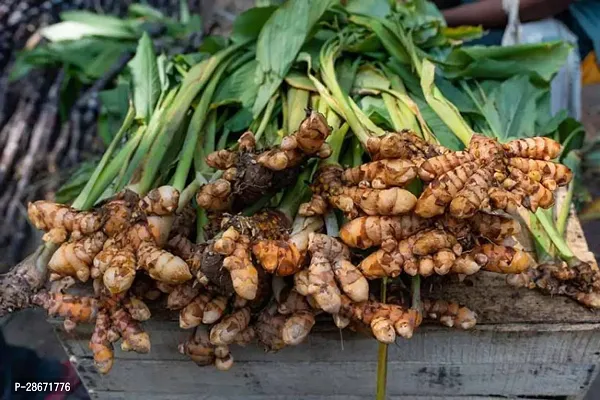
[415,161,479,218]
[123,296,151,321]
[234,326,256,346]
[89,311,114,374]
[170,204,197,239]
[277,288,312,315]
[137,240,192,285]
[139,186,180,216]
[103,248,136,294]
[252,240,304,276]
[27,201,103,234]
[422,298,477,329]
[146,215,174,248]
[468,212,521,243]
[338,295,421,342]
[210,307,251,345]
[506,167,554,211]
[342,159,417,188]
[412,229,460,256]
[223,236,259,300]
[92,245,119,279]
[257,111,331,171]
[294,269,310,296]
[299,195,329,216]
[503,137,561,161]
[203,295,228,324]
[339,214,431,249]
[110,308,150,353]
[179,326,215,366]
[43,228,68,244]
[468,135,504,162]
[449,166,494,219]
[196,179,232,211]
[256,304,288,352]
[282,311,315,345]
[477,244,533,274]
[366,130,442,161]
[201,243,234,296]
[167,281,202,310]
[507,262,600,308]
[33,291,98,322]
[335,186,417,217]
[206,149,238,170]
[180,293,211,329]
[101,198,135,237]
[507,158,573,187]
[418,151,476,181]
[49,231,107,282]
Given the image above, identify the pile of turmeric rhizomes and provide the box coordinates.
[1,0,597,380]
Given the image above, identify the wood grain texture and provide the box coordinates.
[89,394,550,400]
[73,357,596,397]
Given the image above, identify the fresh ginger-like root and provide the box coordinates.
[103,248,137,294]
[48,232,107,282]
[450,251,488,275]
[42,228,68,244]
[503,137,561,160]
[338,295,421,342]
[282,310,315,345]
[277,288,312,315]
[180,293,212,329]
[477,244,533,274]
[91,244,119,279]
[298,194,329,216]
[488,187,519,214]
[507,157,572,188]
[342,159,417,188]
[210,307,251,345]
[234,326,256,346]
[307,244,341,313]
[203,295,228,324]
[294,269,310,296]
[89,311,114,374]
[366,131,440,161]
[508,262,600,308]
[252,240,304,276]
[422,299,477,329]
[139,185,180,216]
[110,307,150,353]
[33,291,98,322]
[155,282,175,294]
[339,214,431,249]
[418,151,476,181]
[179,325,215,366]
[167,281,202,310]
[222,235,259,300]
[505,167,554,211]
[196,179,232,211]
[167,235,208,285]
[27,201,103,234]
[331,260,369,303]
[214,347,234,371]
[123,296,151,321]
[468,212,521,243]
[412,229,460,256]
[256,304,288,352]
[257,110,331,171]
[214,227,239,256]
[415,161,479,218]
[101,198,134,237]
[137,241,192,284]
[170,204,197,239]
[449,166,494,219]
[147,215,175,247]
[335,186,417,217]
[206,149,238,170]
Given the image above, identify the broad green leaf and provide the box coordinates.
[350,15,410,65]
[441,42,571,82]
[253,0,334,116]
[128,4,165,20]
[336,57,360,96]
[441,25,483,42]
[557,117,586,160]
[413,97,463,150]
[41,21,137,41]
[421,59,473,146]
[285,71,317,91]
[346,0,391,18]
[129,32,160,123]
[231,6,277,43]
[213,60,260,108]
[360,96,393,129]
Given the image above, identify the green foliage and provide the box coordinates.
[128,33,160,123]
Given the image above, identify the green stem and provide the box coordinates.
[72,105,135,209]
[376,277,388,400]
[277,167,313,221]
[196,208,208,243]
[534,209,575,260]
[254,95,278,144]
[557,183,575,237]
[324,123,349,166]
[173,58,232,191]
[411,275,422,312]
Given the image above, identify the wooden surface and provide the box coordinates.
[55,212,600,399]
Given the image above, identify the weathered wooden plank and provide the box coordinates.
[89,393,547,400]
[73,358,595,397]
[56,323,600,365]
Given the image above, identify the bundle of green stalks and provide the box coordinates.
[0,1,596,398]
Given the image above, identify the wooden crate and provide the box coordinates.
[53,213,600,400]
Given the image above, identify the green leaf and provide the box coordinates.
[128,4,165,20]
[346,0,391,18]
[360,96,393,129]
[284,71,317,91]
[441,42,571,83]
[213,60,260,108]
[490,75,541,140]
[253,0,334,116]
[129,32,160,123]
[557,117,586,160]
[231,6,277,43]
[441,25,483,42]
[413,96,463,150]
[42,11,138,41]
[55,161,99,204]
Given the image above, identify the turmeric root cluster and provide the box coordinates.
[197,110,331,213]
[415,135,572,218]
